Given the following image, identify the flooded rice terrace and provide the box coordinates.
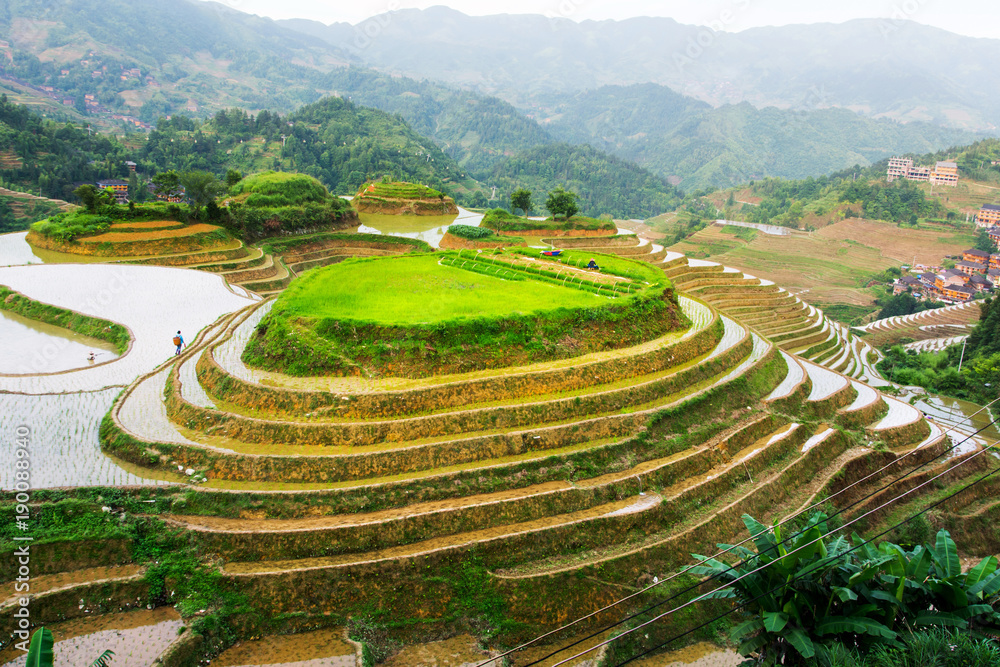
[0,239,257,487]
[2,222,753,665]
[355,207,482,248]
[0,608,183,667]
[0,309,119,374]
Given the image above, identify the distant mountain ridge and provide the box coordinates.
[281,7,1000,132]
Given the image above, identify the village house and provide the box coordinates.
[97,179,129,204]
[892,275,924,295]
[962,248,990,265]
[887,157,959,186]
[956,260,987,276]
[932,161,959,186]
[941,284,977,301]
[970,273,994,292]
[977,204,1000,227]
[148,183,185,203]
[989,228,1000,248]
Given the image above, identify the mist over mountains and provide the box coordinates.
[0,0,993,201]
[283,6,1000,131]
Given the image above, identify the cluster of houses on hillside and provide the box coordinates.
[886,157,959,187]
[894,248,1000,302]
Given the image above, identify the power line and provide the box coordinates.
[614,448,1000,666]
[545,417,1000,667]
[484,399,999,667]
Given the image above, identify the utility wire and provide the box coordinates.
[485,401,999,667]
[614,448,1000,666]
[543,417,1000,667]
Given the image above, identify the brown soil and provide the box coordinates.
[816,218,975,265]
[438,232,524,250]
[80,223,222,242]
[0,564,142,602]
[354,196,458,216]
[109,220,182,230]
[498,228,615,238]
[167,482,571,532]
[215,627,356,666]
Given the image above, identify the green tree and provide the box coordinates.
[73,184,99,212]
[225,169,243,188]
[690,513,1000,665]
[179,170,223,215]
[511,188,532,216]
[150,170,182,200]
[975,229,996,253]
[545,186,579,219]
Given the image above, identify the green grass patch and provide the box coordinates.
[719,224,757,242]
[259,232,431,255]
[510,247,666,285]
[230,171,329,206]
[480,208,615,233]
[0,285,130,353]
[357,180,443,199]
[447,224,497,240]
[822,303,880,325]
[276,254,605,325]
[243,253,681,376]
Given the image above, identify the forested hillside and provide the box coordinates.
[0,94,132,199]
[540,86,980,189]
[486,143,683,219]
[287,7,1000,131]
[0,0,350,120]
[0,93,686,221]
[0,1,983,196]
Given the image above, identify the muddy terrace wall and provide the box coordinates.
[126,247,248,266]
[353,196,458,216]
[0,539,131,582]
[0,578,149,641]
[174,416,787,563]
[26,228,233,257]
[215,426,841,626]
[867,417,931,449]
[837,395,889,429]
[846,447,988,531]
[174,332,753,451]
[198,313,724,417]
[818,439,951,512]
[104,348,785,497]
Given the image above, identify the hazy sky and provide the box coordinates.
[210,0,1000,40]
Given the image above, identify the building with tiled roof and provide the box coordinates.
[956,260,987,276]
[978,204,1000,227]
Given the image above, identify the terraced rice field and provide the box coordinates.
[79,223,223,243]
[856,301,980,347]
[3,231,987,666]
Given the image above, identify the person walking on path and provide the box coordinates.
[173,331,185,356]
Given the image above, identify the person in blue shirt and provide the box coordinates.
[173,331,185,355]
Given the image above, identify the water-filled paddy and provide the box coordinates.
[0,607,183,666]
[0,263,255,489]
[215,627,356,666]
[354,208,477,249]
[0,308,119,374]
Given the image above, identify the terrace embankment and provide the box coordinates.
[14,242,968,665]
[353,180,459,216]
[241,251,684,377]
